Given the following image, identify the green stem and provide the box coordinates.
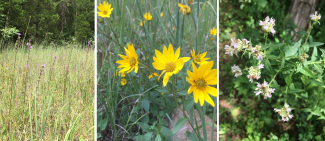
[265,33,268,45]
[268,69,280,86]
[304,22,314,45]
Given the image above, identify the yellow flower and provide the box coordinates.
[143,12,152,21]
[161,12,163,18]
[152,44,190,87]
[140,20,145,26]
[178,3,191,15]
[187,0,194,5]
[209,27,217,35]
[97,1,114,18]
[148,73,158,79]
[191,49,209,65]
[120,72,125,77]
[116,43,139,74]
[186,61,217,107]
[121,78,127,86]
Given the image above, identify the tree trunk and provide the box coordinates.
[287,0,323,41]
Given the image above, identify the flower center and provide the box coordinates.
[130,57,136,67]
[196,78,206,89]
[103,10,108,15]
[195,56,200,62]
[165,61,176,72]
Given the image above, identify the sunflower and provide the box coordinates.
[191,49,209,65]
[152,44,190,87]
[178,3,191,15]
[209,27,217,35]
[97,1,114,18]
[121,78,127,86]
[186,61,218,107]
[148,73,158,79]
[116,43,139,74]
[140,20,145,26]
[143,12,152,21]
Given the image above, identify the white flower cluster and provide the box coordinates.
[274,103,294,122]
[251,45,263,62]
[259,16,276,36]
[254,80,275,99]
[224,38,263,62]
[231,64,242,78]
[310,11,321,21]
[247,64,263,83]
[224,38,250,56]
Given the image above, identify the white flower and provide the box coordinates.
[258,64,264,69]
[310,11,321,21]
[275,103,294,122]
[254,80,275,99]
[231,64,242,78]
[260,16,276,36]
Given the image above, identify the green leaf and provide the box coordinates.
[263,58,272,73]
[156,86,169,94]
[138,122,151,132]
[154,134,162,141]
[97,113,108,131]
[284,72,293,86]
[285,39,301,58]
[310,79,324,87]
[311,47,317,62]
[143,132,153,141]
[287,89,305,94]
[186,131,199,141]
[307,113,313,121]
[298,67,316,78]
[280,58,285,69]
[314,64,323,74]
[172,117,188,134]
[309,42,324,47]
[142,98,150,112]
[184,98,195,111]
[161,127,172,137]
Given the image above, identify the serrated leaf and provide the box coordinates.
[172,118,188,134]
[314,64,323,74]
[298,67,316,78]
[263,58,272,73]
[285,39,301,58]
[141,98,150,112]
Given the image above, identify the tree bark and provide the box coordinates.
[287,0,322,41]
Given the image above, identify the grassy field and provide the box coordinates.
[0,42,94,140]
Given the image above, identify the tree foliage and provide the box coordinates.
[0,0,94,42]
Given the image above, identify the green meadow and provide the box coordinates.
[0,42,94,140]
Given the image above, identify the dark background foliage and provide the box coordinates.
[220,0,325,140]
[0,0,94,44]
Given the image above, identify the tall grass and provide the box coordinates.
[97,0,217,140]
[0,41,94,140]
